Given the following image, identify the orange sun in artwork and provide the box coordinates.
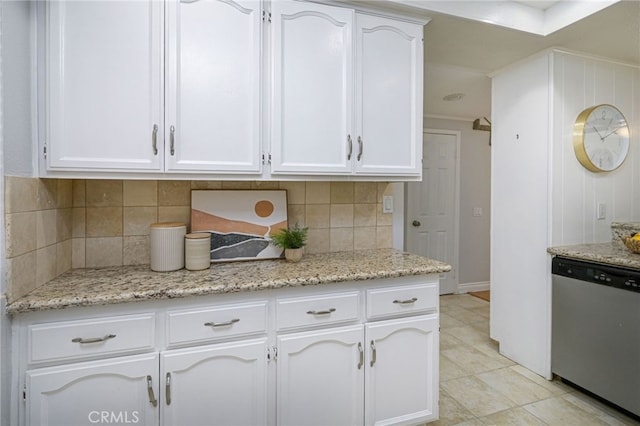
[254,200,275,218]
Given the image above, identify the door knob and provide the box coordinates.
[412,220,421,227]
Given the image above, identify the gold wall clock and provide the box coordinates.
[573,104,630,172]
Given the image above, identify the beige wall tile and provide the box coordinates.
[306,228,330,254]
[5,176,38,213]
[376,226,393,248]
[56,208,73,242]
[287,205,305,228]
[73,179,86,207]
[354,204,377,227]
[86,207,123,237]
[56,179,73,208]
[72,238,86,269]
[124,236,150,265]
[330,182,354,204]
[158,180,191,206]
[56,239,73,276]
[251,181,280,190]
[36,179,58,210]
[221,181,252,190]
[5,212,36,257]
[36,209,58,249]
[124,207,158,236]
[191,181,223,190]
[124,180,158,207]
[36,245,58,286]
[354,182,378,204]
[279,182,305,205]
[354,227,377,250]
[330,228,354,252]
[305,204,330,229]
[158,206,191,227]
[305,182,330,204]
[6,251,37,302]
[72,208,86,238]
[330,204,354,228]
[86,237,123,267]
[86,180,123,207]
[376,204,393,226]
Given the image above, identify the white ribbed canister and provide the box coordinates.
[185,233,211,271]
[150,222,186,272]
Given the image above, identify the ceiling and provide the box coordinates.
[410,0,640,120]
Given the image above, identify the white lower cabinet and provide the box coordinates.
[277,325,365,426]
[161,338,269,426]
[365,315,439,426]
[16,276,439,426]
[26,353,160,426]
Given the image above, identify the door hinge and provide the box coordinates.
[43,144,47,159]
[262,10,271,22]
[262,153,271,165]
[272,346,278,361]
[23,384,26,401]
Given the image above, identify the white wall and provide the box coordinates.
[2,1,35,176]
[550,51,640,244]
[424,117,491,289]
[491,49,640,379]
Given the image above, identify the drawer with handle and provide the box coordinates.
[366,282,437,319]
[276,291,360,331]
[167,301,268,347]
[28,313,156,365]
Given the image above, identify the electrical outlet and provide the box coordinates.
[383,196,393,213]
[597,203,606,220]
[473,207,483,217]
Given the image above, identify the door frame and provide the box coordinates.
[404,128,461,294]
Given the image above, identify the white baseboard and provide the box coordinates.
[456,281,490,294]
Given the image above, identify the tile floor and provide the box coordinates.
[434,294,640,426]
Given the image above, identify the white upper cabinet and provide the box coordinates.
[46,0,164,172]
[355,14,423,176]
[165,0,262,173]
[270,3,423,177]
[270,1,354,175]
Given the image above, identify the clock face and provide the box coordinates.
[573,104,630,172]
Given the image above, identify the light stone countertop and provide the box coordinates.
[547,242,640,270]
[6,249,451,315]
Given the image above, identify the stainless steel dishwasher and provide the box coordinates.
[552,257,640,418]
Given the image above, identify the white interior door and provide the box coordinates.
[406,130,459,294]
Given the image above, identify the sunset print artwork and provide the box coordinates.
[191,190,288,262]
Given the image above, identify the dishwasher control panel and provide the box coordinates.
[552,257,640,293]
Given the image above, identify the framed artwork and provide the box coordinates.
[191,190,288,262]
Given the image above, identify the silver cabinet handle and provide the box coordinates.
[71,334,116,344]
[306,308,336,315]
[146,375,158,407]
[370,340,376,367]
[152,124,158,155]
[357,136,363,161]
[393,297,418,305]
[357,342,364,370]
[347,134,353,160]
[165,372,171,406]
[170,125,176,156]
[204,318,240,328]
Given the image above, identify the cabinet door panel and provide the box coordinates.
[166,0,261,172]
[26,353,159,426]
[355,14,422,176]
[271,2,354,174]
[365,315,438,425]
[277,325,364,425]
[161,338,268,426]
[47,0,163,171]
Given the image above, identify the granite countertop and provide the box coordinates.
[7,249,451,315]
[547,242,640,270]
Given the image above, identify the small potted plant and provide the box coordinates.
[270,224,309,262]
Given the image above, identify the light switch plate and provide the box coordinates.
[597,203,606,220]
[383,196,393,213]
